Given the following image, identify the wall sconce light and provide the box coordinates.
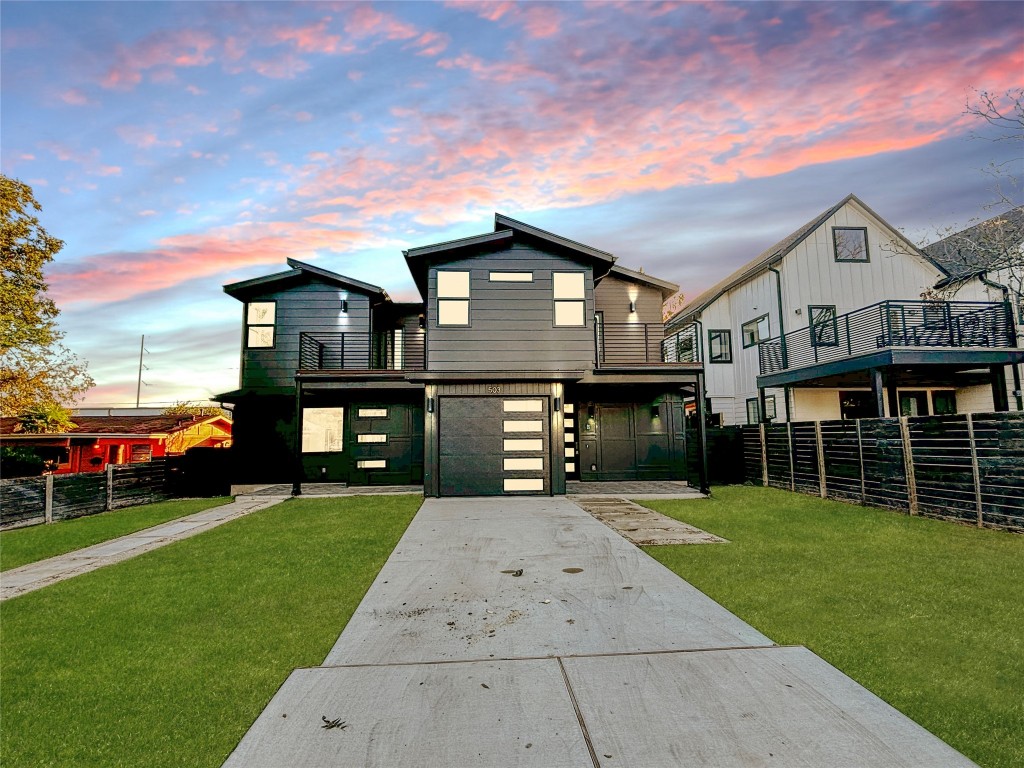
[418,314,426,329]
[651,404,660,419]
[554,397,562,411]
[340,299,349,313]
[427,397,435,413]
[629,300,637,313]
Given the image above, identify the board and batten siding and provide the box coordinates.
[426,245,595,371]
[240,280,372,389]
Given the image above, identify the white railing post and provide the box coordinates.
[967,413,983,528]
[44,474,54,524]
[815,421,827,498]
[106,463,115,511]
[899,416,918,515]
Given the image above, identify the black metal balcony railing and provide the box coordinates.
[299,331,426,371]
[662,323,701,363]
[759,300,1017,376]
[596,322,690,366]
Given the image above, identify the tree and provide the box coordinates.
[17,402,77,433]
[162,401,226,418]
[0,175,93,416]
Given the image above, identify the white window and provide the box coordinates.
[504,478,544,491]
[437,270,470,326]
[504,420,543,432]
[357,407,388,418]
[357,434,387,443]
[553,272,586,327]
[504,438,543,451]
[503,400,544,412]
[503,457,544,471]
[246,301,276,348]
[357,459,387,469]
[302,407,344,453]
[489,272,533,282]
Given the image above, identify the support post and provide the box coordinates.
[870,368,885,418]
[786,421,795,491]
[856,419,866,504]
[759,422,768,487]
[899,416,918,515]
[106,464,114,511]
[990,364,1009,412]
[695,374,710,495]
[292,381,303,496]
[815,421,827,498]
[966,413,983,528]
[44,474,54,524]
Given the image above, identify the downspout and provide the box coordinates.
[979,272,1023,410]
[767,265,792,422]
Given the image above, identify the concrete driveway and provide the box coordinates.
[224,496,975,767]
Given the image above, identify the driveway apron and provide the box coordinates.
[224,496,976,768]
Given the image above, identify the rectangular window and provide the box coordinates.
[833,227,870,262]
[357,407,388,418]
[504,457,544,471]
[357,434,387,443]
[503,400,544,412]
[553,272,586,327]
[565,462,576,473]
[504,478,544,491]
[809,305,838,347]
[503,420,543,432]
[708,329,732,363]
[489,272,533,282]
[764,395,776,420]
[564,447,575,458]
[130,444,152,463]
[504,438,543,451]
[302,407,344,453]
[245,301,276,348]
[932,390,957,415]
[741,314,770,348]
[746,398,760,425]
[357,459,387,469]
[437,270,470,326]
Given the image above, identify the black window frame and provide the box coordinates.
[245,300,277,350]
[746,398,760,425]
[741,314,770,349]
[707,329,733,363]
[832,226,870,263]
[746,395,776,424]
[808,305,839,347]
[436,270,471,327]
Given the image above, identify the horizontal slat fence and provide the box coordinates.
[741,412,1023,532]
[0,458,172,529]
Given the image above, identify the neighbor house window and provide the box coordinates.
[809,305,838,347]
[553,272,586,326]
[437,271,470,326]
[833,227,869,262]
[302,407,344,452]
[746,396,775,425]
[932,390,957,415]
[246,301,276,348]
[741,314,770,348]
[708,329,732,363]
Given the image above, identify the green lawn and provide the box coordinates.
[641,486,1023,768]
[0,494,421,768]
[0,497,232,571]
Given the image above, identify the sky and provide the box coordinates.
[2,0,1022,407]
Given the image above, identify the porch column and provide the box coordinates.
[292,382,303,496]
[695,373,710,495]
[870,368,886,418]
[991,364,1009,412]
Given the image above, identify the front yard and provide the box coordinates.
[0,495,421,768]
[642,486,1023,768]
[0,496,232,571]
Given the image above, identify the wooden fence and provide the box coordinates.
[1,459,172,529]
[738,412,1024,532]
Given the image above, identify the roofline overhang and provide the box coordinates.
[493,213,616,264]
[224,258,388,300]
[604,264,679,298]
[757,347,1024,388]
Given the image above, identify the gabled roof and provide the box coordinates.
[667,193,932,327]
[223,258,387,299]
[0,414,231,438]
[403,214,617,298]
[923,206,1024,286]
[604,264,679,299]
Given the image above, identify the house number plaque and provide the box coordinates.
[486,385,502,394]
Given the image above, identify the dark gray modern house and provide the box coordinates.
[217,214,708,496]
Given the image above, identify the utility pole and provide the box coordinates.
[136,335,146,407]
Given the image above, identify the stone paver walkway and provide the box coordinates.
[571,496,727,545]
[0,495,288,601]
[224,496,975,768]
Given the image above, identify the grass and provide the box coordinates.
[0,497,232,572]
[640,486,1023,768]
[0,494,421,768]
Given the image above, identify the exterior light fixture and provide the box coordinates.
[651,405,660,419]
[340,299,349,313]
[427,397,435,413]
[554,397,562,410]
[629,300,637,313]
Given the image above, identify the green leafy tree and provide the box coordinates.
[162,401,226,418]
[16,402,78,434]
[0,175,93,416]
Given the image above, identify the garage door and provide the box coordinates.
[439,396,549,496]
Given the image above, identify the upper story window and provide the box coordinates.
[246,301,276,348]
[808,305,838,347]
[833,227,870,262]
[708,329,733,363]
[437,270,470,326]
[741,314,770,348]
[553,272,586,326]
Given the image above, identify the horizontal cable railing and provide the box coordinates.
[759,300,1016,375]
[596,323,667,366]
[299,331,425,371]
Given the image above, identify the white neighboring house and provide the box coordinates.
[665,194,1024,425]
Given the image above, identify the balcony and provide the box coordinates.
[596,323,700,367]
[299,330,425,371]
[758,300,1017,376]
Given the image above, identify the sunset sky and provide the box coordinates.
[2,1,1022,406]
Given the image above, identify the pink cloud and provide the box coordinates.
[59,88,93,106]
[251,52,311,79]
[101,29,216,90]
[116,125,183,149]
[345,5,419,41]
[294,111,314,122]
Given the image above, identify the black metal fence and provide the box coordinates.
[759,300,1016,375]
[737,411,1024,531]
[595,323,665,366]
[299,330,425,371]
